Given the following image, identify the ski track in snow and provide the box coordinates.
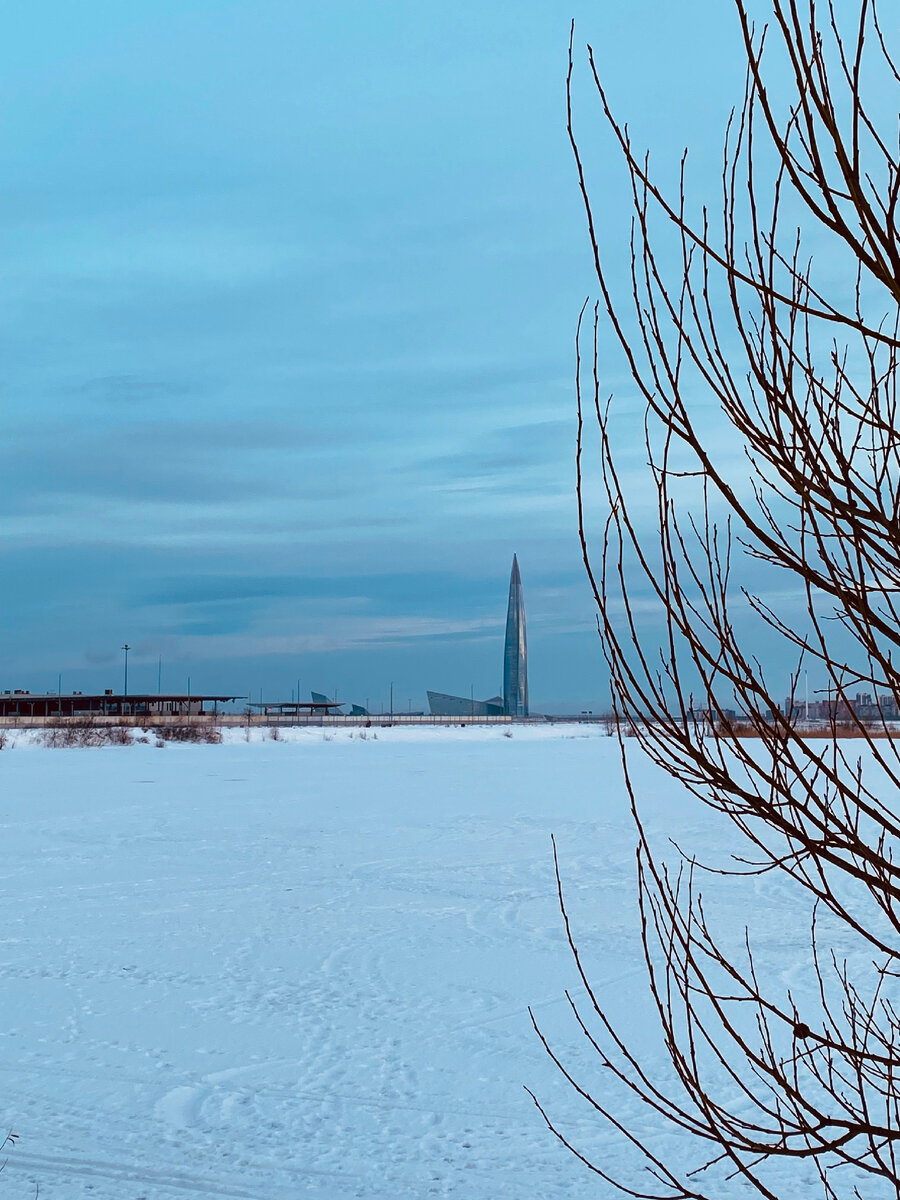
[0,725,820,1197]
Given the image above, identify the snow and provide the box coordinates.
[0,725,813,1198]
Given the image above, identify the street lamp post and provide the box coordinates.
[122,644,131,697]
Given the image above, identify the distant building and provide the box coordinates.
[249,697,342,715]
[781,690,900,723]
[427,554,529,718]
[503,554,528,716]
[0,691,239,718]
[426,691,504,718]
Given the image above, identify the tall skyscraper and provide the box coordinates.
[503,555,528,716]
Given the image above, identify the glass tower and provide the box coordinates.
[503,555,528,716]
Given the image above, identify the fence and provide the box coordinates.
[0,712,530,730]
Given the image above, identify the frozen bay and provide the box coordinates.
[0,725,801,1198]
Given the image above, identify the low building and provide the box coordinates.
[427,691,505,718]
[249,699,342,715]
[0,691,239,718]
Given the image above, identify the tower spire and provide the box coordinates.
[503,555,528,716]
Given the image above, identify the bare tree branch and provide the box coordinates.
[543,4,900,1196]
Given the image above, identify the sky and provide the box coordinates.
[0,0,748,712]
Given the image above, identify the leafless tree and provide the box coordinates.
[530,3,900,1197]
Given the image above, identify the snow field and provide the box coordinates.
[0,726,819,1198]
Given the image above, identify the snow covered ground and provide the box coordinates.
[0,725,814,1198]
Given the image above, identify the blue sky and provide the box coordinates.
[1,0,747,711]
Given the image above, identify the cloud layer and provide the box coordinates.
[0,0,747,709]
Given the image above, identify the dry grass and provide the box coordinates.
[38,723,134,748]
[154,724,222,744]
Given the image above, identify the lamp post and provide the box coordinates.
[389,681,394,720]
[122,644,131,697]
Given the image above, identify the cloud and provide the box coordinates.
[420,417,574,479]
[150,613,507,662]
